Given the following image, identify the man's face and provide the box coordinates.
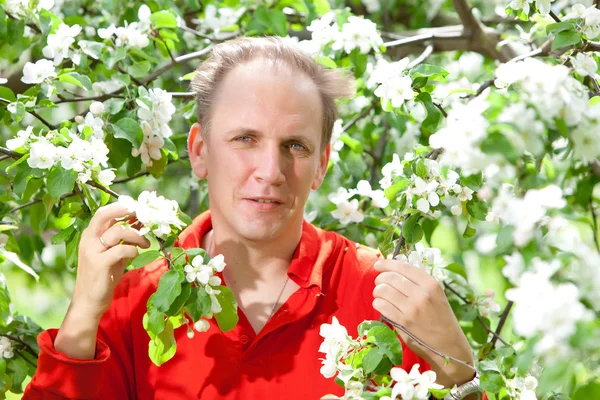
[189,60,330,243]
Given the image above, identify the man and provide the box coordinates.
[24,37,477,399]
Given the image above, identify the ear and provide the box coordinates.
[188,122,208,179]
[311,143,330,190]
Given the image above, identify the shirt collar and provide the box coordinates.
[175,210,326,289]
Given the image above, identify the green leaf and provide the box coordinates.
[402,214,423,245]
[150,10,178,29]
[47,166,78,201]
[214,286,239,332]
[480,132,519,163]
[0,87,16,102]
[366,325,403,365]
[421,218,439,245]
[573,381,600,400]
[414,159,427,178]
[384,179,409,201]
[471,317,489,344]
[362,347,384,374]
[410,64,448,82]
[132,250,162,268]
[152,270,185,313]
[22,177,43,202]
[112,118,143,148]
[350,50,368,77]
[58,72,93,91]
[8,101,25,123]
[0,8,6,40]
[9,356,29,393]
[185,286,211,322]
[166,283,191,316]
[51,226,75,245]
[445,263,468,280]
[339,134,363,153]
[148,317,177,366]
[551,29,582,51]
[358,320,387,337]
[429,388,452,399]
[480,372,504,393]
[460,172,483,191]
[144,307,166,336]
[463,223,476,238]
[66,230,82,269]
[378,225,395,259]
[268,9,288,36]
[546,20,576,35]
[415,92,443,134]
[411,76,428,89]
[314,56,336,69]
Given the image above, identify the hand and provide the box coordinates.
[372,259,475,388]
[72,203,150,320]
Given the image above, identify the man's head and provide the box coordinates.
[187,37,355,243]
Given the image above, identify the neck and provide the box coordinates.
[201,215,302,284]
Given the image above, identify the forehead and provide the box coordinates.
[209,60,323,138]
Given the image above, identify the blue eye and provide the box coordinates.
[289,143,306,151]
[235,136,252,142]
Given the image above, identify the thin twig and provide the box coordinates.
[10,191,78,213]
[141,46,214,85]
[384,31,467,48]
[154,31,177,63]
[408,44,434,68]
[14,349,38,368]
[0,99,56,129]
[490,301,513,348]
[0,146,22,159]
[382,316,477,373]
[549,10,562,23]
[590,198,600,252]
[342,100,378,133]
[86,181,119,198]
[443,282,511,347]
[0,155,10,162]
[73,185,91,214]
[0,333,38,358]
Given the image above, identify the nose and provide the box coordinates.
[253,142,286,185]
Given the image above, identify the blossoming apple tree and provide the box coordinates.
[1,0,600,399]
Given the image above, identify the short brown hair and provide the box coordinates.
[189,36,356,151]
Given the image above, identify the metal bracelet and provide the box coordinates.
[443,373,483,400]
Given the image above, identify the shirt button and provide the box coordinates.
[240,335,249,344]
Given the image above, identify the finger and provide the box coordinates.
[101,224,150,250]
[103,244,139,267]
[89,204,134,237]
[373,259,430,286]
[372,297,405,326]
[374,271,420,298]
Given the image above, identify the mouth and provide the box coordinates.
[244,197,285,210]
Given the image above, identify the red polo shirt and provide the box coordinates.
[24,211,430,399]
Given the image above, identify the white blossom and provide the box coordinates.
[193,319,210,333]
[27,138,58,169]
[331,199,364,225]
[505,258,593,358]
[97,168,116,187]
[6,126,33,150]
[192,4,245,39]
[117,191,187,239]
[397,243,447,281]
[332,16,383,54]
[0,337,14,359]
[90,101,105,115]
[379,153,403,189]
[78,112,104,139]
[571,53,600,78]
[42,23,82,65]
[21,59,57,84]
[388,364,443,400]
